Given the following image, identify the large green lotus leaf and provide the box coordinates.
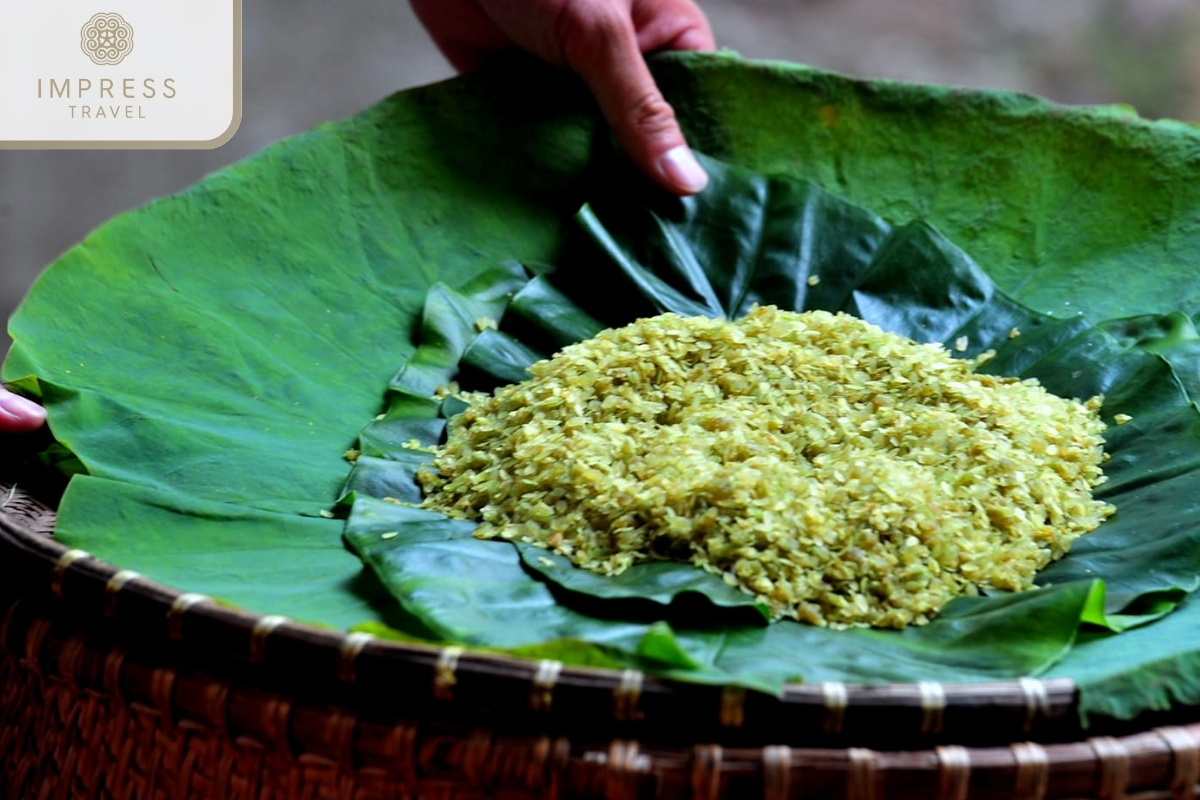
[6,54,1200,721]
[342,153,1200,699]
[5,62,599,514]
[650,54,1200,321]
[5,63,602,621]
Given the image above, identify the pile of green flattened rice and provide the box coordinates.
[418,306,1114,629]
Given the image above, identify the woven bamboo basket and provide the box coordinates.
[3,439,1200,800]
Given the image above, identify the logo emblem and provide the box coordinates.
[80,13,134,66]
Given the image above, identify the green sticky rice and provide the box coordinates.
[419,306,1113,629]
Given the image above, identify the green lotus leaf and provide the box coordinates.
[341,150,1200,697]
[8,53,1200,722]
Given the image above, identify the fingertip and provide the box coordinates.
[656,145,709,195]
[665,25,715,52]
[0,391,47,432]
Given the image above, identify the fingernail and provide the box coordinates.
[657,146,709,194]
[0,392,47,426]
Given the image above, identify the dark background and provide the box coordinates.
[3,0,1198,354]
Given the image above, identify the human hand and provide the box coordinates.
[410,0,715,196]
[0,386,45,433]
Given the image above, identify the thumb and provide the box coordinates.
[564,15,707,195]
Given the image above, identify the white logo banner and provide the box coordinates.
[0,1,241,147]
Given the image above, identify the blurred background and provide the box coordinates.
[3,0,1200,354]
